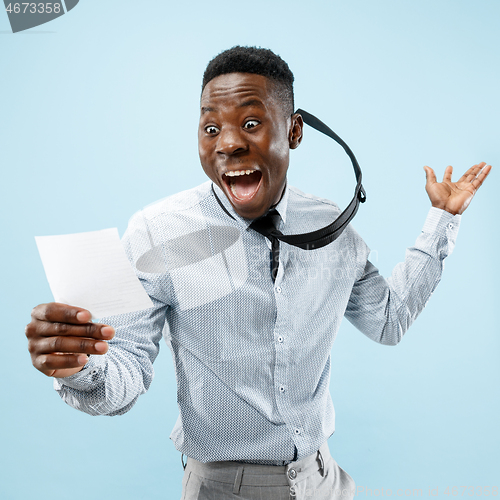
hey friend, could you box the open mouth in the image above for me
[222,169,263,201]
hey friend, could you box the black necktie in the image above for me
[249,210,282,282]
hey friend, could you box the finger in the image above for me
[465,162,487,180]
[26,320,114,340]
[471,164,492,190]
[443,165,453,183]
[458,162,486,183]
[34,353,90,373]
[423,166,437,185]
[31,303,92,324]
[29,335,109,356]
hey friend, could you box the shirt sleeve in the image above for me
[53,210,170,416]
[344,207,461,345]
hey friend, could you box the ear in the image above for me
[288,113,303,150]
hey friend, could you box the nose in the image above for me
[216,126,248,156]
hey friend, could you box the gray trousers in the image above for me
[180,442,355,500]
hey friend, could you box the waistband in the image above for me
[184,442,332,488]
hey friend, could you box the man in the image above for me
[26,47,491,500]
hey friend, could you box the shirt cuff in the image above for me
[53,354,106,392]
[422,207,461,237]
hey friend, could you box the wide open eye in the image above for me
[243,120,259,130]
[205,125,220,135]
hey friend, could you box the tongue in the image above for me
[230,174,260,200]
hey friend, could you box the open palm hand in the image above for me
[423,162,492,215]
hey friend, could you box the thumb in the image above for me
[423,166,437,185]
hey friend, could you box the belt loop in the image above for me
[181,453,187,470]
[317,450,325,477]
[233,466,244,494]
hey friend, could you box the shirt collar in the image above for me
[211,183,289,229]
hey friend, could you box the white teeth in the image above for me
[225,170,256,177]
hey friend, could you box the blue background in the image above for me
[1,1,498,498]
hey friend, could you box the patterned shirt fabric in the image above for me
[54,181,461,464]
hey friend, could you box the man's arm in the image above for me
[345,162,491,344]
[52,300,167,416]
[26,209,169,416]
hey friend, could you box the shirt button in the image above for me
[275,286,282,294]
[279,385,285,393]
[91,368,98,375]
[277,336,284,343]
[288,468,297,480]
[448,223,454,229]
[294,428,301,435]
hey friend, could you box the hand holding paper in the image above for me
[27,228,153,378]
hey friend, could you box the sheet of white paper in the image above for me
[35,228,153,319]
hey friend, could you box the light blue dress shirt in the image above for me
[54,181,460,463]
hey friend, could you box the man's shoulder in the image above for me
[287,186,340,216]
[288,185,341,211]
[285,185,343,235]
[139,181,213,221]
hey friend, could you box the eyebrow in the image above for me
[200,99,265,114]
[201,106,215,114]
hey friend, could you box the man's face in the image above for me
[199,73,302,219]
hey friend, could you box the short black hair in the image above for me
[202,46,295,115]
